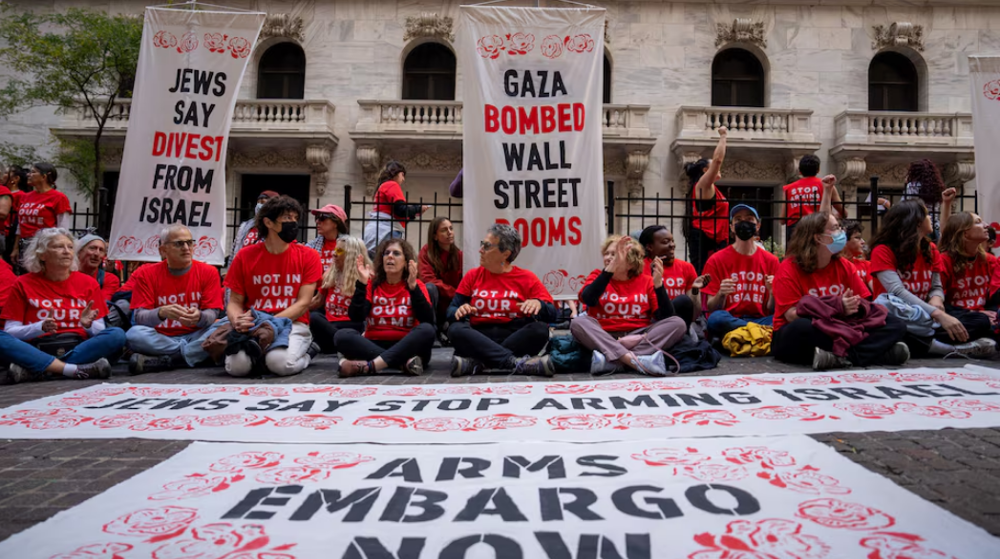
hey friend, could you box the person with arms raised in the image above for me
[684,126,730,273]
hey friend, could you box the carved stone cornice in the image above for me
[943,160,976,186]
[101,146,123,166]
[725,159,784,182]
[356,145,381,196]
[261,14,304,42]
[626,151,650,196]
[716,18,766,49]
[404,13,454,43]
[229,149,308,169]
[837,157,867,186]
[872,22,923,52]
[867,162,910,186]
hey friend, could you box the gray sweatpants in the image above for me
[570,314,686,363]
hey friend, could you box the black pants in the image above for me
[672,295,695,328]
[334,323,435,368]
[308,312,363,354]
[688,229,725,275]
[905,306,993,357]
[772,315,907,366]
[448,320,549,368]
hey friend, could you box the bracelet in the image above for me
[691,288,700,296]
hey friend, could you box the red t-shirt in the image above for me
[322,282,352,322]
[224,242,323,324]
[318,238,338,272]
[364,280,431,341]
[580,269,658,332]
[692,187,730,244]
[18,189,72,239]
[939,253,992,311]
[455,266,554,326]
[241,228,259,248]
[643,257,697,298]
[373,181,407,224]
[852,259,871,287]
[4,189,23,234]
[0,186,11,231]
[85,269,121,301]
[701,246,779,318]
[870,244,943,302]
[1,272,108,338]
[0,258,16,314]
[772,257,871,331]
[132,261,224,336]
[782,177,823,225]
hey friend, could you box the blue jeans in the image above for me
[126,325,214,367]
[707,310,774,337]
[0,328,126,374]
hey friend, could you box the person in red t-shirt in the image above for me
[335,238,435,376]
[870,198,994,358]
[685,127,730,273]
[938,211,1000,339]
[780,155,848,243]
[571,235,687,375]
[306,203,349,271]
[225,196,323,377]
[1,166,26,264]
[11,162,71,267]
[125,225,225,374]
[447,224,557,376]
[228,190,278,267]
[772,211,909,369]
[0,228,125,383]
[308,236,368,354]
[362,161,430,255]
[75,234,121,301]
[638,225,708,327]
[418,216,464,329]
[702,204,779,339]
[836,220,873,293]
[0,184,11,256]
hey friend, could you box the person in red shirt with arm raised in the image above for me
[305,204,349,271]
[572,235,687,376]
[418,216,463,329]
[0,228,125,383]
[125,225,224,374]
[335,238,436,377]
[11,162,71,267]
[308,236,368,354]
[870,198,995,358]
[685,126,730,273]
[225,196,323,377]
[638,225,708,328]
[702,204,779,339]
[447,224,556,377]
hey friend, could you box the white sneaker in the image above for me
[635,352,669,376]
[590,351,615,374]
[946,338,997,359]
[813,348,852,371]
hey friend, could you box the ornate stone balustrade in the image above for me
[834,110,973,148]
[675,106,817,144]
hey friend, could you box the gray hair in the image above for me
[160,224,191,245]
[487,223,521,263]
[23,228,78,274]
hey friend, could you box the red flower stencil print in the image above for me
[790,375,840,386]
[272,415,341,430]
[25,414,90,430]
[689,518,830,559]
[505,32,534,56]
[769,467,851,495]
[939,398,1000,412]
[614,414,676,429]
[94,413,155,429]
[477,35,504,59]
[889,372,955,382]
[984,79,1000,101]
[893,403,971,419]
[149,476,232,501]
[204,33,228,53]
[543,269,567,294]
[193,237,217,259]
[151,523,292,559]
[564,34,595,53]
[722,446,796,468]
[833,403,896,419]
[860,532,957,559]
[177,32,198,53]
[228,37,252,59]
[103,506,198,543]
[796,498,895,530]
[49,394,107,407]
[255,466,330,485]
[198,414,267,428]
[698,378,749,389]
[412,417,473,432]
[838,372,884,383]
[471,414,537,430]
[541,35,563,59]
[294,452,374,469]
[353,415,412,429]
[545,383,595,395]
[153,31,177,49]
[548,414,611,430]
[209,451,284,473]
[49,542,133,559]
[743,405,830,421]
[631,447,709,468]
[682,463,748,482]
[673,409,739,426]
[241,387,289,398]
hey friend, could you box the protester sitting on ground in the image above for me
[0,181,11,256]
[306,204,349,271]
[685,126,730,273]
[229,190,278,265]
[838,220,872,292]
[870,199,994,358]
[1,166,26,261]
[771,211,909,370]
[75,233,120,301]
[363,161,430,255]
[937,210,1000,333]
[335,238,435,377]
[125,225,225,374]
[418,216,463,328]
[0,228,125,383]
[571,235,687,376]
[309,236,368,355]
[701,203,779,339]
[780,155,848,242]
[11,163,71,269]
[447,224,555,377]
[638,224,707,327]
[224,195,323,376]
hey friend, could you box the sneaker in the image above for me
[77,358,112,379]
[634,352,669,377]
[946,338,998,359]
[514,355,554,377]
[812,348,852,371]
[402,356,423,376]
[450,356,483,378]
[306,342,321,359]
[338,359,371,378]
[6,364,32,384]
[129,354,176,375]
[883,342,910,366]
[590,351,616,374]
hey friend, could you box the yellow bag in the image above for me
[721,322,773,357]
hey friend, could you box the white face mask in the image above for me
[254,202,264,214]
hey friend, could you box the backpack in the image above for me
[668,338,722,373]
[547,334,593,374]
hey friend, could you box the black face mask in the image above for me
[277,222,299,243]
[734,220,756,241]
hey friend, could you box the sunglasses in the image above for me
[166,240,196,248]
[315,214,334,222]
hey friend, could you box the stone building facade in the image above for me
[5,0,999,248]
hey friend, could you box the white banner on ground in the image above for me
[107,7,265,265]
[1,437,996,558]
[2,366,1000,443]
[970,55,1000,223]
[458,7,606,299]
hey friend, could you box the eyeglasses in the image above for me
[480,241,497,251]
[333,247,346,256]
[383,249,403,258]
[166,240,196,248]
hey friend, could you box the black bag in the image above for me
[30,333,85,359]
[103,300,132,332]
[668,338,722,374]
[547,334,592,373]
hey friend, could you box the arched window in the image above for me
[402,43,456,101]
[257,43,306,99]
[869,52,918,112]
[711,48,765,107]
[603,54,611,104]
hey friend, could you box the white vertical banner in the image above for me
[970,55,1000,224]
[108,7,265,265]
[459,7,606,299]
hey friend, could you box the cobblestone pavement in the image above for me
[1,350,999,542]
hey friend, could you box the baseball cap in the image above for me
[730,204,760,221]
[311,204,348,224]
[258,190,279,200]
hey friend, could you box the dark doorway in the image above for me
[718,183,777,243]
[98,171,120,238]
[257,43,306,99]
[402,43,457,101]
[239,174,312,241]
[869,52,919,112]
[711,48,766,108]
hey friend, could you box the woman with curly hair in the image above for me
[362,161,430,255]
[870,199,994,358]
[902,159,947,240]
[937,210,1000,335]
[684,126,730,273]
[308,236,369,354]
